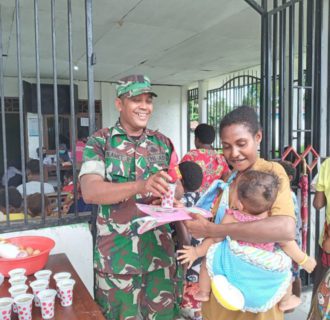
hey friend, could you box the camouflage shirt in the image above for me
[80,121,176,275]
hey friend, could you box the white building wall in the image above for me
[2,77,184,159]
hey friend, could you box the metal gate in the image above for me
[0,0,95,232]
[207,73,261,149]
[247,0,330,286]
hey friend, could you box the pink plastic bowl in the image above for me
[0,236,55,277]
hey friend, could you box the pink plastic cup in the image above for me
[0,297,13,320]
[57,278,76,307]
[8,284,28,313]
[13,293,34,320]
[37,289,57,319]
[30,279,49,307]
[161,183,176,208]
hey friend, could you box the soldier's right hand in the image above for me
[141,170,172,198]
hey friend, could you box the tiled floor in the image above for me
[285,289,312,320]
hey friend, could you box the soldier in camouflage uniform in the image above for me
[79,75,183,320]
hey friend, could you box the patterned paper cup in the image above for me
[8,268,26,278]
[34,270,52,281]
[0,297,13,320]
[37,289,57,320]
[53,272,71,298]
[8,275,27,287]
[8,284,28,313]
[57,278,76,307]
[30,279,49,307]
[161,183,176,208]
[13,293,34,320]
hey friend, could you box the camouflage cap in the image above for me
[116,74,157,98]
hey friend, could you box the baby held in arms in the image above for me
[178,170,316,312]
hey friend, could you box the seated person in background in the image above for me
[36,147,53,166]
[75,131,88,164]
[178,170,316,312]
[61,170,92,214]
[62,170,74,191]
[0,187,24,221]
[1,159,22,188]
[16,159,55,195]
[59,143,71,166]
[27,193,52,218]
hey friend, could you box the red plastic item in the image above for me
[0,236,55,277]
[167,165,182,183]
[300,145,319,173]
[281,146,301,168]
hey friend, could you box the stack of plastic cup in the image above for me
[37,289,57,319]
[8,284,28,313]
[161,183,176,208]
[57,278,76,307]
[8,275,27,287]
[13,293,34,320]
[30,279,49,307]
[0,297,13,320]
[8,268,26,278]
[34,270,52,281]
[53,272,71,298]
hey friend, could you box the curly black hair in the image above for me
[179,161,203,192]
[220,106,260,136]
[194,123,216,144]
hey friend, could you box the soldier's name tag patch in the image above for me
[106,150,132,162]
[147,153,167,165]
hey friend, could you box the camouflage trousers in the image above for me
[95,265,183,320]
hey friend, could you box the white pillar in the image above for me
[319,0,329,157]
[100,82,116,128]
[180,85,188,158]
[198,80,208,123]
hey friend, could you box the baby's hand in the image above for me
[177,245,199,269]
[302,256,317,273]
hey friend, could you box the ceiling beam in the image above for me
[244,0,265,15]
[267,0,301,16]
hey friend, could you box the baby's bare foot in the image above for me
[279,295,301,312]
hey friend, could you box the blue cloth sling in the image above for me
[196,172,292,313]
[195,171,237,224]
[211,238,291,312]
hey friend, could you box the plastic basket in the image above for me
[0,236,55,277]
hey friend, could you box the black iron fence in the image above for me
[207,73,261,149]
[0,0,95,233]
